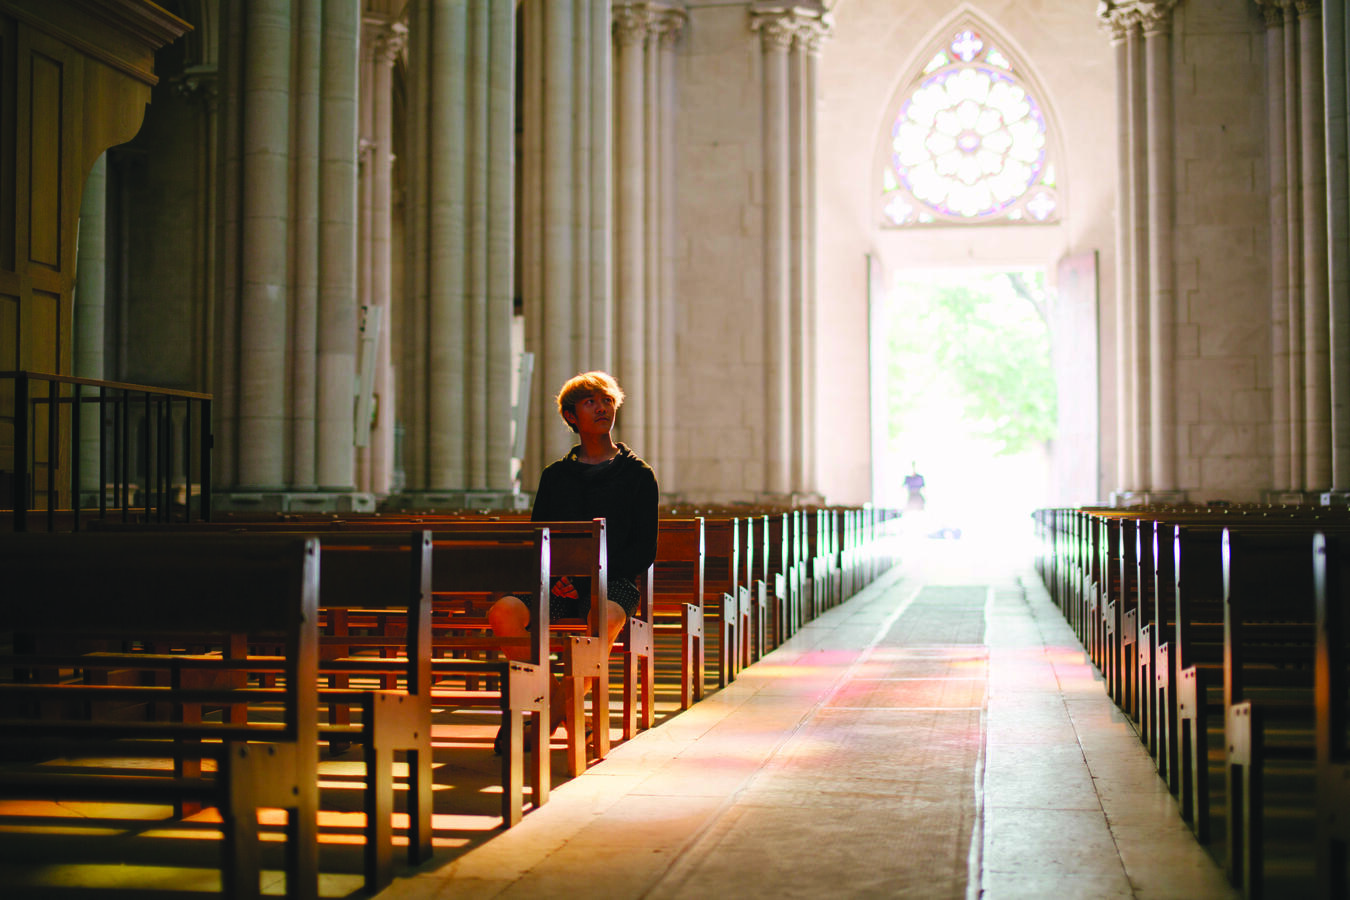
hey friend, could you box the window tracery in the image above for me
[881,25,1059,227]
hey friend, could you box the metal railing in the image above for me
[1,371,212,531]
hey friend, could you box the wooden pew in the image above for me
[745,514,772,659]
[1221,527,1319,897]
[1313,531,1350,899]
[651,518,705,708]
[0,533,322,900]
[702,516,741,688]
[272,530,435,892]
[422,529,553,820]
[250,513,638,756]
[414,519,615,776]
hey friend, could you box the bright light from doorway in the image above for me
[875,268,1055,560]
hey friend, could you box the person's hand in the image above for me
[552,576,578,599]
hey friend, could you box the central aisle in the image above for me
[382,537,1237,900]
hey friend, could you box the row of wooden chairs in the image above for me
[1033,504,1350,899]
[0,504,899,896]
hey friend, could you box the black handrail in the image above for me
[2,371,212,531]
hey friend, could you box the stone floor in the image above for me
[375,531,1238,900]
[0,529,1241,899]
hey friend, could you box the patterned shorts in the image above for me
[546,575,640,621]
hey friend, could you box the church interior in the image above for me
[1,0,1348,897]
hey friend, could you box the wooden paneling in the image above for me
[25,288,58,372]
[0,2,187,485]
[1,13,15,272]
[26,49,60,268]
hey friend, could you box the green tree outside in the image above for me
[887,271,1056,457]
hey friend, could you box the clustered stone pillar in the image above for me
[1101,1,1179,503]
[1327,0,1350,492]
[217,0,289,489]
[607,2,684,490]
[215,0,362,501]
[357,19,405,497]
[520,0,613,479]
[404,0,515,499]
[1257,0,1332,497]
[752,4,827,499]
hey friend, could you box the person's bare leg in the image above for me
[487,595,566,750]
[487,595,531,661]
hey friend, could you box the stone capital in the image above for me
[1254,0,1292,27]
[172,64,218,111]
[653,8,688,50]
[1097,0,1178,35]
[1295,0,1321,17]
[749,5,829,54]
[613,5,656,48]
[373,21,408,67]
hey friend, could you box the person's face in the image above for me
[565,392,616,437]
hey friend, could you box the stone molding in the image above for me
[1,0,192,86]
[1097,0,1178,37]
[749,6,830,53]
[1254,0,1293,27]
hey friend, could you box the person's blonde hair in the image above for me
[556,371,625,432]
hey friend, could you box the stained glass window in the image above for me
[882,27,1059,227]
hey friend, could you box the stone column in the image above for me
[316,0,360,490]
[74,154,107,493]
[485,0,515,490]
[236,0,292,489]
[404,0,516,497]
[1328,0,1350,492]
[753,12,794,496]
[1109,17,1133,492]
[1266,3,1293,491]
[541,1,575,463]
[643,17,660,471]
[428,1,468,488]
[173,60,220,396]
[1300,0,1332,490]
[657,8,684,493]
[1127,18,1150,490]
[1287,5,1307,488]
[789,27,806,494]
[1144,8,1176,491]
[801,24,824,497]
[521,1,544,475]
[785,16,826,498]
[359,19,404,496]
[290,0,321,490]
[589,0,614,373]
[520,0,612,480]
[614,6,648,455]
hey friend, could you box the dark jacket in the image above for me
[531,443,658,584]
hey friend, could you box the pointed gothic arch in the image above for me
[873,9,1065,228]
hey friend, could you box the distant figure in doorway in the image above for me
[487,371,659,753]
[904,461,926,511]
